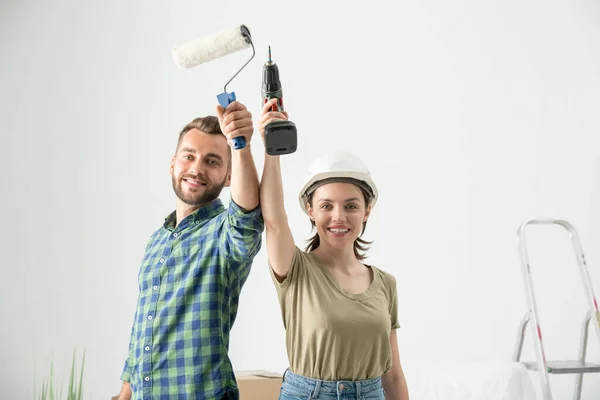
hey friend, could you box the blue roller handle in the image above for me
[216,91,246,150]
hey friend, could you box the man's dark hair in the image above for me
[177,116,222,148]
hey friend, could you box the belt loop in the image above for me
[356,381,362,399]
[311,380,322,399]
[282,368,289,383]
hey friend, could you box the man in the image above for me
[117,101,264,400]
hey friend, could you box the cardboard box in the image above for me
[236,370,283,400]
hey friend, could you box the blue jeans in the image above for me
[278,369,385,400]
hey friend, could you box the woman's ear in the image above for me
[307,202,315,221]
[364,202,373,222]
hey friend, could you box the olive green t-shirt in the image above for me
[269,246,400,381]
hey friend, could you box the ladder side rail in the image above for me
[518,220,553,400]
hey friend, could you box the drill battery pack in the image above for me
[264,120,297,155]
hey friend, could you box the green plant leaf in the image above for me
[34,347,87,400]
[68,349,75,399]
[77,349,85,400]
[49,360,54,400]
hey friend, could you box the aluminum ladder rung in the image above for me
[522,360,600,374]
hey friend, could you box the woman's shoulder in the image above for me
[370,264,398,290]
[290,245,321,268]
[292,245,311,259]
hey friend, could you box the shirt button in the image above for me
[153,285,158,291]
[144,376,150,382]
[145,346,150,351]
[159,258,165,263]
[173,232,178,237]
[147,315,153,320]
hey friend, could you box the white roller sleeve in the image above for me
[172,25,250,69]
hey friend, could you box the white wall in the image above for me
[2,0,600,398]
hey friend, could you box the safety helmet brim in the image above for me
[298,171,378,215]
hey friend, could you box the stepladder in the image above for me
[512,219,600,400]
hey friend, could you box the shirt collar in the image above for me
[163,198,225,230]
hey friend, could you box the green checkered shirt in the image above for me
[121,197,263,399]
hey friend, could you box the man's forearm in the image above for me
[230,146,259,210]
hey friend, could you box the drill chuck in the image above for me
[262,46,284,111]
[262,62,282,94]
[261,45,297,155]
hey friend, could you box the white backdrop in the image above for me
[2,0,600,399]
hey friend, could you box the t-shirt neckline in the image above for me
[308,251,381,301]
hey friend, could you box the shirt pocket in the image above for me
[280,381,312,399]
[165,244,197,284]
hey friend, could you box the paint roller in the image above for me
[172,25,256,150]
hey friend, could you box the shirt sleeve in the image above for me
[120,308,137,382]
[269,245,303,291]
[389,275,401,329]
[223,196,264,267]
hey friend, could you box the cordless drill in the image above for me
[262,46,297,155]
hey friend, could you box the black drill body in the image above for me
[262,60,284,111]
[262,46,297,155]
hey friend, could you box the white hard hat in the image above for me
[298,151,378,214]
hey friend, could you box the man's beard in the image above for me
[172,173,227,206]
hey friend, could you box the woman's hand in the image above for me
[258,98,289,144]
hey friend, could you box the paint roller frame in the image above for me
[173,25,256,150]
[220,25,255,103]
[215,25,255,150]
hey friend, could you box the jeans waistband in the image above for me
[282,369,382,396]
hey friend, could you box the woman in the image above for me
[258,98,409,400]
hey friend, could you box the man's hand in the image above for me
[117,381,131,400]
[258,98,289,145]
[216,101,254,148]
[216,99,260,210]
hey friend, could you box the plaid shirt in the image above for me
[121,197,263,399]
